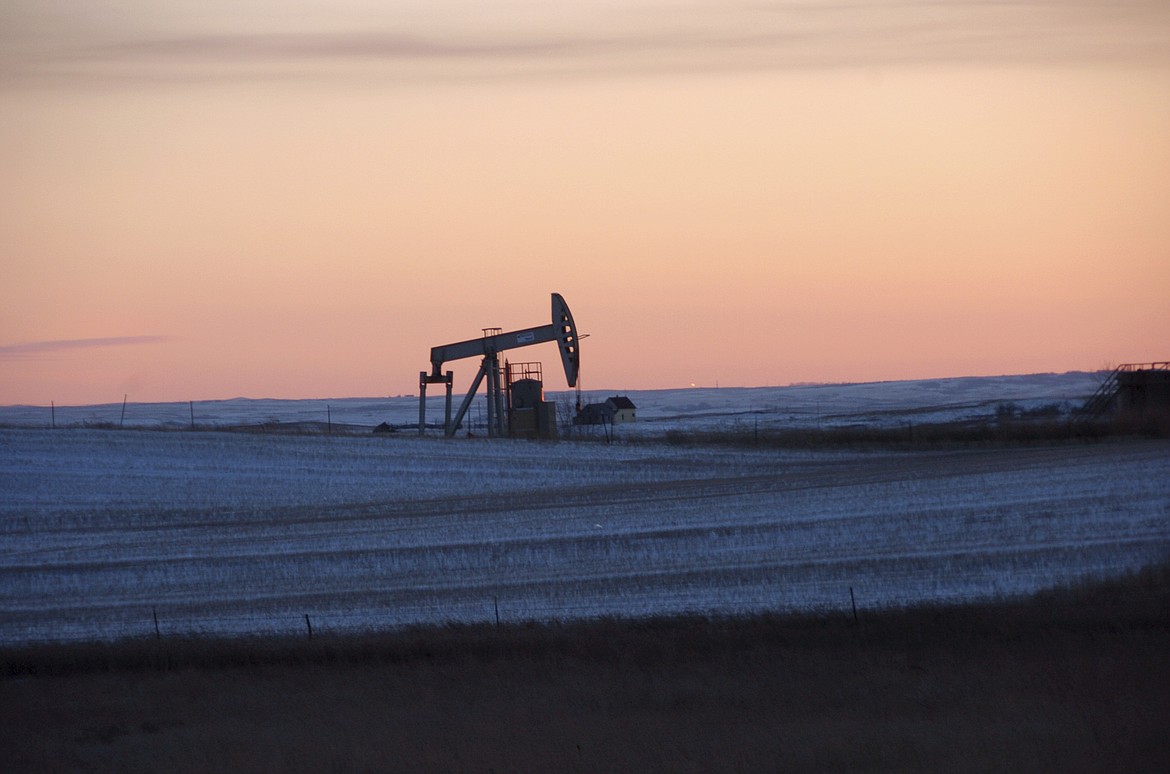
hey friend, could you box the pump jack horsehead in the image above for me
[418,293,580,437]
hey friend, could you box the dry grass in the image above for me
[3,566,1168,773]
[663,410,1170,450]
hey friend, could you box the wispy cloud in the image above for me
[78,32,596,62]
[0,336,173,360]
[7,1,1169,86]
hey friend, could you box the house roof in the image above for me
[607,396,636,410]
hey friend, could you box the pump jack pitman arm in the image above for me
[428,293,579,388]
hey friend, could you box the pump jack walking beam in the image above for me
[419,293,580,437]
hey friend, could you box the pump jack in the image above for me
[419,293,579,437]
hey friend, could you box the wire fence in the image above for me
[4,586,873,648]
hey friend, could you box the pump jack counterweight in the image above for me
[418,293,580,438]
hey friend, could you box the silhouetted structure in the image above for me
[418,293,579,438]
[1081,362,1170,418]
[1116,364,1170,415]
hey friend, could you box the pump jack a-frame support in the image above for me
[419,293,579,437]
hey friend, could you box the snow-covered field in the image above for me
[2,372,1167,645]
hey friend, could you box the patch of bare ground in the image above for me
[2,565,1168,773]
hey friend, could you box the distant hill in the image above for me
[0,371,1102,433]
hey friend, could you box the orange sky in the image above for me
[2,2,1169,405]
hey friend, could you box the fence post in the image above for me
[849,587,859,625]
[304,614,313,640]
[153,606,161,639]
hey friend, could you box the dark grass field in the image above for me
[661,410,1170,450]
[3,565,1168,773]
